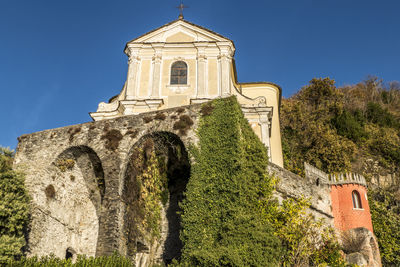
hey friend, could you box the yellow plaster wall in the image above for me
[165,32,195,42]
[240,84,283,167]
[160,58,196,108]
[208,58,218,96]
[250,122,262,141]
[138,59,151,97]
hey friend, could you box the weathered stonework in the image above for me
[269,163,334,224]
[15,104,201,263]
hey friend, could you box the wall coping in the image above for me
[304,162,367,187]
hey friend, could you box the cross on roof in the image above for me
[177,1,188,19]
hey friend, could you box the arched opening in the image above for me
[43,146,104,258]
[123,132,190,265]
[65,247,76,260]
[170,61,187,85]
[352,190,362,209]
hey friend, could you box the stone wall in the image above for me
[15,104,202,260]
[268,163,334,224]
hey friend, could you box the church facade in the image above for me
[14,17,380,266]
[90,18,283,167]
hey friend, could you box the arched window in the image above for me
[352,190,362,209]
[170,61,187,85]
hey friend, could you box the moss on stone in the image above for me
[101,129,123,151]
[55,158,75,172]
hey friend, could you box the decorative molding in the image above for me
[166,84,191,94]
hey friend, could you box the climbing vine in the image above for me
[125,138,169,249]
[177,96,283,266]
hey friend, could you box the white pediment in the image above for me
[128,19,232,44]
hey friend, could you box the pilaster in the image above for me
[151,44,164,98]
[217,44,233,96]
[195,44,208,98]
[126,47,141,100]
[241,106,273,158]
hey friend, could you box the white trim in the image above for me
[131,20,230,43]
[148,58,154,97]
[159,58,163,98]
[135,60,142,98]
[217,56,221,96]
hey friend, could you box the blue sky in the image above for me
[1,0,399,150]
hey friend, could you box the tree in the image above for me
[264,196,345,266]
[0,147,30,264]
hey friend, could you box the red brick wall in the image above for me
[330,184,373,233]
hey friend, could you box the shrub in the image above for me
[261,196,345,266]
[369,189,400,266]
[8,251,134,266]
[0,148,30,264]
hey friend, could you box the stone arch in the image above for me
[122,131,190,266]
[42,145,105,258]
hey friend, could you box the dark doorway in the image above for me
[123,132,190,264]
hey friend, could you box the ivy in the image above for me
[129,140,168,243]
[177,96,283,266]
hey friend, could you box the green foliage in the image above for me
[261,196,345,266]
[282,76,400,266]
[0,236,25,264]
[129,141,168,243]
[177,96,283,266]
[55,158,75,172]
[0,147,13,172]
[0,147,30,264]
[366,126,400,166]
[365,102,399,129]
[282,77,400,174]
[295,77,341,110]
[7,251,134,266]
[281,78,357,175]
[369,189,400,266]
[331,110,367,143]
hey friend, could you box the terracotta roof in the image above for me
[125,18,234,47]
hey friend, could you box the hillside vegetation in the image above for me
[281,77,400,265]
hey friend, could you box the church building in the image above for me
[90,17,284,167]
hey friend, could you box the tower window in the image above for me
[170,61,187,85]
[352,190,362,209]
